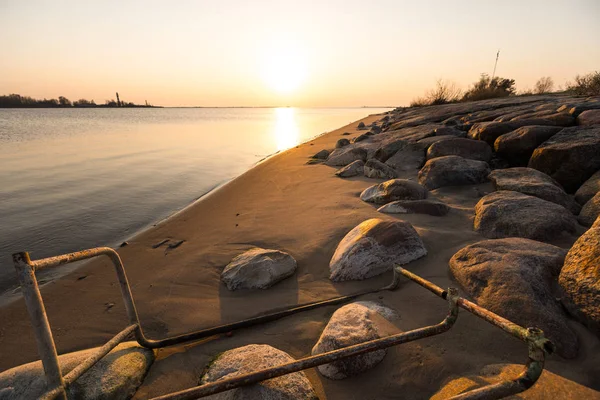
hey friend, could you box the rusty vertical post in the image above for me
[13,252,67,400]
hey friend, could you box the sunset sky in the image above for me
[1,0,599,107]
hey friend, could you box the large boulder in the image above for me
[488,167,580,214]
[433,126,466,137]
[221,248,297,290]
[360,179,428,204]
[528,126,600,193]
[494,125,563,165]
[426,138,492,162]
[373,139,407,162]
[418,156,490,190]
[449,238,576,358]
[325,146,368,166]
[364,159,398,179]
[469,116,573,146]
[577,109,600,126]
[559,221,600,337]
[575,170,600,205]
[335,159,364,178]
[200,344,317,399]
[329,218,427,281]
[579,192,600,227]
[0,342,154,400]
[383,143,426,172]
[474,191,578,240]
[312,302,397,379]
[310,149,330,160]
[377,199,450,216]
[416,135,457,149]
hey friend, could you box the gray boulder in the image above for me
[494,125,563,165]
[575,170,600,205]
[364,159,398,179]
[579,192,600,227]
[418,156,490,190]
[469,116,572,146]
[312,302,397,379]
[488,167,581,214]
[559,221,600,337]
[474,191,578,240]
[433,126,467,137]
[0,342,154,400]
[450,238,576,358]
[335,160,365,178]
[360,179,428,204]
[311,149,330,160]
[426,138,492,162]
[335,138,350,148]
[329,218,427,281]
[325,146,368,166]
[384,143,426,172]
[221,248,297,290]
[373,139,407,162]
[377,199,450,216]
[577,109,600,126]
[353,132,374,143]
[357,121,366,129]
[528,126,600,193]
[200,344,317,400]
[416,135,456,149]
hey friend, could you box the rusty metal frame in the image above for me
[12,248,554,400]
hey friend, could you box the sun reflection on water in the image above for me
[274,107,299,151]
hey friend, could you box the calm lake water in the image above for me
[0,107,390,294]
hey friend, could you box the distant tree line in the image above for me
[0,93,158,108]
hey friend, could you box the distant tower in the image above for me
[116,92,121,107]
[145,100,148,107]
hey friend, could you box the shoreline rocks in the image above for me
[360,179,428,204]
[221,248,297,290]
[418,156,490,190]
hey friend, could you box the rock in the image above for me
[416,135,457,148]
[335,160,365,178]
[474,191,577,240]
[342,132,351,136]
[360,179,428,204]
[577,109,600,126]
[311,149,330,160]
[357,121,366,129]
[564,102,600,117]
[0,342,153,400]
[528,126,600,193]
[488,167,581,214]
[494,125,563,165]
[305,159,324,165]
[384,143,426,172]
[311,302,396,379]
[325,146,368,166]
[469,116,572,146]
[370,125,382,134]
[377,199,450,216]
[579,192,600,227]
[559,223,600,337]
[221,248,297,290]
[329,218,427,281]
[386,124,440,142]
[432,364,600,399]
[364,159,398,179]
[373,139,407,162]
[433,126,467,137]
[418,156,490,190]
[426,138,492,162]
[449,238,576,358]
[575,170,600,205]
[353,132,374,143]
[200,344,317,400]
[335,138,350,148]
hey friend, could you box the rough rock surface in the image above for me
[474,191,577,240]
[559,222,600,337]
[335,159,364,178]
[335,138,350,148]
[311,149,330,160]
[579,192,600,227]
[329,218,426,281]
[221,248,297,290]
[200,344,317,400]
[373,139,407,162]
[426,138,492,162]
[383,143,426,172]
[577,109,600,126]
[360,179,428,204]
[488,167,581,214]
[416,135,456,148]
[0,342,154,400]
[353,132,374,143]
[575,170,600,205]
[377,199,450,216]
[450,238,576,358]
[364,159,398,179]
[312,302,397,379]
[418,155,490,190]
[528,126,600,193]
[494,125,563,165]
[325,146,368,166]
[468,119,567,146]
[433,126,466,137]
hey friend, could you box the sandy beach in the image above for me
[1,107,599,399]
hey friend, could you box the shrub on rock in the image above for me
[221,248,297,290]
[418,155,490,190]
[360,179,428,204]
[426,138,492,162]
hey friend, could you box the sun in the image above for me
[261,45,308,94]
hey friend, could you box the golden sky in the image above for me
[1,0,599,107]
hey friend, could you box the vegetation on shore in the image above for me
[0,93,159,108]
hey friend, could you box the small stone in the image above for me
[335,138,350,148]
[357,121,366,129]
[311,149,330,159]
[221,248,297,290]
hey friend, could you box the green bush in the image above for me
[462,74,516,102]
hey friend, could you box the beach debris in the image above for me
[579,192,600,227]
[559,216,600,337]
[200,344,318,400]
[364,159,398,179]
[0,341,154,400]
[312,302,397,379]
[426,137,493,162]
[151,239,170,249]
[474,191,577,240]
[335,159,364,178]
[221,248,297,290]
[450,238,577,358]
[575,170,600,206]
[489,167,581,214]
[360,179,428,204]
[357,121,366,129]
[418,155,490,190]
[104,302,115,311]
[494,125,563,165]
[335,138,350,148]
[325,146,368,166]
[377,199,450,216]
[311,149,330,159]
[329,218,426,281]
